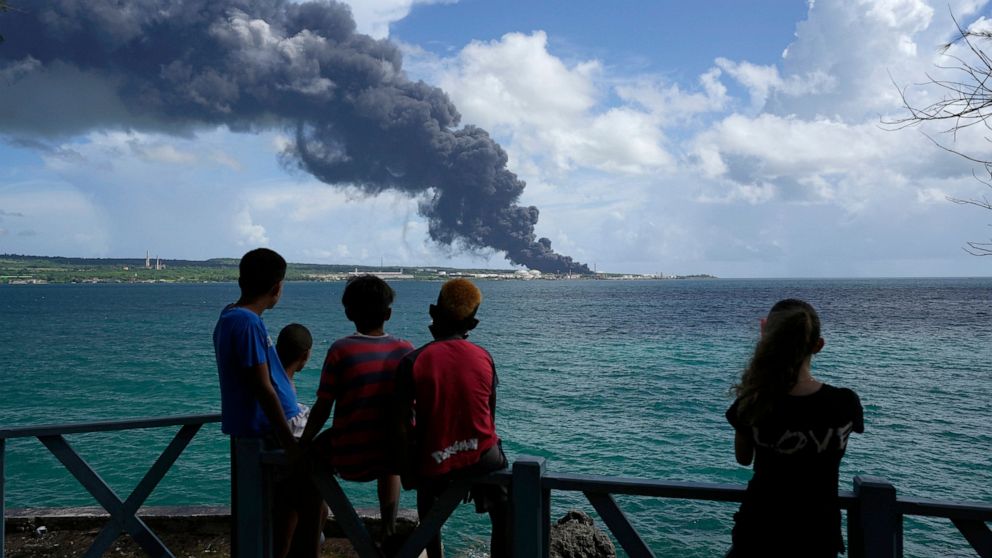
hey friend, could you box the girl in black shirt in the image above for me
[726,299,864,557]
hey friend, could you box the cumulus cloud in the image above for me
[714,58,835,110]
[234,206,269,246]
[613,68,729,123]
[340,0,455,39]
[432,31,681,175]
[684,0,992,216]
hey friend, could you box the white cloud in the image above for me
[917,187,949,203]
[695,181,778,205]
[139,143,197,165]
[866,0,934,30]
[429,31,682,175]
[234,206,269,246]
[613,68,729,123]
[692,114,897,178]
[33,130,262,174]
[339,0,456,39]
[245,182,417,223]
[677,0,992,226]
[714,58,835,110]
[749,0,943,121]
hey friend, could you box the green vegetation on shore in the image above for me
[0,254,715,284]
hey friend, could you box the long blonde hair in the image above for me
[733,299,821,425]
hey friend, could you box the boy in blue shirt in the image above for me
[214,247,300,449]
[214,248,317,557]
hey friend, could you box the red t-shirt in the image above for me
[317,334,413,480]
[396,339,499,477]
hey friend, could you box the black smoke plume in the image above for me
[0,0,590,273]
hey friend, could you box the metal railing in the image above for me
[0,414,222,558]
[4,418,992,557]
[505,456,992,558]
[234,446,992,558]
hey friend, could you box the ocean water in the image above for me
[1,278,990,556]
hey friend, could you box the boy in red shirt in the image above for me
[395,278,509,558]
[300,275,413,544]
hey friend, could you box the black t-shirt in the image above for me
[726,383,864,555]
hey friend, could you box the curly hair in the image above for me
[733,299,821,425]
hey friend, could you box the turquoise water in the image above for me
[1,279,990,556]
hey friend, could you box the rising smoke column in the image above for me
[0,0,590,273]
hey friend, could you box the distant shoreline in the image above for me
[0,253,715,285]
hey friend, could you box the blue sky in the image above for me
[2,0,992,277]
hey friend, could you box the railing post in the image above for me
[233,437,270,558]
[513,455,547,558]
[1,437,6,558]
[542,483,551,558]
[851,475,901,558]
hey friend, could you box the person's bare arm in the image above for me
[734,430,754,466]
[300,397,332,446]
[245,362,301,461]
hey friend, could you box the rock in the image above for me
[549,510,616,558]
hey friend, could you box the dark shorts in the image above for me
[419,442,509,513]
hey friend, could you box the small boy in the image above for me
[213,248,319,558]
[276,323,314,438]
[394,278,510,558]
[300,274,414,542]
[276,323,331,552]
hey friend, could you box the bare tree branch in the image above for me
[885,11,992,257]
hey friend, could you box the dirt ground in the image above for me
[2,507,403,558]
[4,527,363,558]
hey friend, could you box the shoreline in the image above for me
[0,254,715,284]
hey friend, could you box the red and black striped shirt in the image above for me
[317,333,414,481]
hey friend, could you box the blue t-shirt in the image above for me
[214,305,300,436]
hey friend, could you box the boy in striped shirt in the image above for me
[300,274,413,543]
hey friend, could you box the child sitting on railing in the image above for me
[394,278,510,558]
[300,274,414,548]
[276,323,314,438]
[726,299,864,558]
